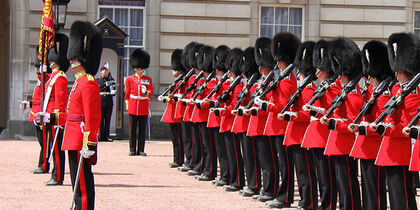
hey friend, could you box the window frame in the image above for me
[413,10,420,36]
[258,4,305,40]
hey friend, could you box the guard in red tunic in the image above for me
[257,33,300,209]
[370,33,419,210]
[36,33,69,186]
[22,47,50,174]
[276,41,318,210]
[244,37,278,202]
[232,47,261,197]
[348,40,392,210]
[320,37,363,210]
[301,39,339,210]
[63,20,102,210]
[161,49,185,168]
[406,122,420,172]
[125,48,153,156]
[213,48,245,191]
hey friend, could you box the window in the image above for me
[414,11,420,36]
[260,6,303,39]
[98,0,145,77]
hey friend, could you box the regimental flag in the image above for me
[38,0,55,64]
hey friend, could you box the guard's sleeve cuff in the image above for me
[410,127,419,139]
[328,118,337,130]
[358,125,367,136]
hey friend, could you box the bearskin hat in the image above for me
[271,32,301,65]
[361,40,393,81]
[313,39,334,75]
[255,37,276,68]
[197,45,215,72]
[67,21,102,75]
[130,48,150,70]
[171,49,185,72]
[387,32,420,74]
[240,47,259,78]
[225,48,243,76]
[188,43,203,69]
[182,42,198,70]
[33,46,42,68]
[213,45,230,72]
[328,37,362,80]
[48,33,70,72]
[294,41,316,77]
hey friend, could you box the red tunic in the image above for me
[283,84,315,146]
[28,74,50,122]
[301,80,341,149]
[44,69,68,126]
[182,75,197,122]
[410,137,420,171]
[125,74,153,116]
[324,85,364,155]
[161,80,183,123]
[62,71,101,151]
[219,80,243,133]
[376,85,420,166]
[231,82,255,133]
[247,77,269,137]
[207,79,229,128]
[191,78,216,123]
[264,73,297,136]
[350,85,391,159]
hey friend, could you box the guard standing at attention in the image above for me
[96,62,116,142]
[125,48,153,156]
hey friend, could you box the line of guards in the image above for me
[159,32,420,210]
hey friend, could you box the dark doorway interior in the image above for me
[0,0,9,131]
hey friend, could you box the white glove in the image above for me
[80,148,95,159]
[110,90,116,95]
[34,112,50,123]
[254,96,263,107]
[20,101,30,109]
[41,65,48,73]
[158,95,164,102]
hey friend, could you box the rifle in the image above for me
[159,71,186,98]
[305,74,339,116]
[195,71,230,109]
[179,70,204,103]
[213,75,243,116]
[232,72,260,111]
[170,68,195,101]
[323,73,363,118]
[374,73,420,125]
[351,76,394,125]
[360,79,370,98]
[280,74,315,116]
[191,70,216,100]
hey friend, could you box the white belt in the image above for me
[130,94,149,100]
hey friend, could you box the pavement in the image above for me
[0,139,419,210]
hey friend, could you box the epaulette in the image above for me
[87,74,95,81]
[59,71,67,78]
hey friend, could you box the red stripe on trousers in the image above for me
[177,124,182,164]
[252,137,259,189]
[42,127,48,170]
[208,128,214,175]
[305,150,314,209]
[345,156,354,210]
[78,153,88,210]
[233,134,240,186]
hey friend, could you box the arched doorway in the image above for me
[0,0,10,132]
[100,48,118,135]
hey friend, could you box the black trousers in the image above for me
[35,125,49,171]
[289,145,318,209]
[312,148,337,210]
[333,155,361,210]
[191,123,203,172]
[128,115,147,154]
[360,159,386,210]
[68,150,95,210]
[169,123,184,165]
[240,133,261,191]
[385,166,418,210]
[181,121,193,167]
[199,122,217,178]
[99,106,113,141]
[273,135,294,204]
[47,124,65,182]
[254,135,279,197]
[224,131,244,187]
[212,128,229,182]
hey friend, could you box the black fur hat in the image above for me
[213,45,230,72]
[241,47,259,78]
[48,33,70,72]
[67,21,102,75]
[197,45,215,72]
[255,37,276,68]
[313,39,334,75]
[33,46,42,68]
[188,43,203,69]
[361,40,393,81]
[387,32,420,74]
[328,37,362,80]
[294,41,316,77]
[171,49,185,72]
[225,48,243,76]
[130,48,150,69]
[182,42,198,70]
[272,32,301,64]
